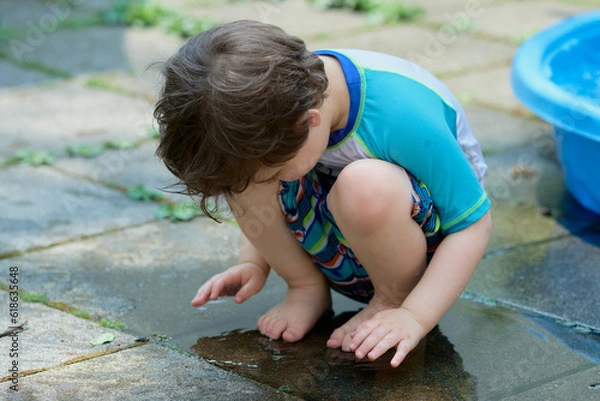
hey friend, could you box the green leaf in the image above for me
[20,292,48,303]
[171,203,201,221]
[14,149,56,166]
[102,0,219,37]
[105,139,136,150]
[154,202,203,222]
[127,184,164,202]
[278,385,293,393]
[155,203,173,220]
[368,2,423,24]
[100,318,126,330]
[66,143,107,158]
[90,332,115,346]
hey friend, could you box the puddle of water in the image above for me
[190,311,476,401]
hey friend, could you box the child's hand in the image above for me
[348,308,426,368]
[191,262,269,307]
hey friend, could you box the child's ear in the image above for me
[307,109,322,128]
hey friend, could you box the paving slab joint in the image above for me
[415,19,522,48]
[484,232,573,257]
[463,290,600,334]
[491,363,597,401]
[81,73,153,100]
[0,337,149,383]
[0,48,72,79]
[0,220,156,260]
[436,57,514,80]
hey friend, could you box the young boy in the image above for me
[154,20,492,368]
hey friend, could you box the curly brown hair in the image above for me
[154,20,328,220]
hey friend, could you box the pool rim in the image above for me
[511,9,600,143]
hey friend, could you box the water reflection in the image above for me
[192,311,476,401]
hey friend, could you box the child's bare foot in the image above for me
[258,284,331,342]
[326,297,390,351]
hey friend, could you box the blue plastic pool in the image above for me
[512,9,600,215]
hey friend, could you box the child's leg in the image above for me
[230,180,331,343]
[325,159,430,350]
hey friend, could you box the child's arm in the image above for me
[349,211,492,367]
[191,233,270,307]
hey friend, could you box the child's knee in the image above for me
[328,159,413,231]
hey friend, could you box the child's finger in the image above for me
[390,340,413,368]
[354,326,389,360]
[191,282,212,306]
[193,274,224,304]
[366,332,399,362]
[233,286,251,304]
[209,276,228,300]
[348,321,377,352]
[233,278,260,304]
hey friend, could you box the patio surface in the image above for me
[1,1,599,400]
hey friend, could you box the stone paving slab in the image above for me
[0,292,138,374]
[452,0,594,41]
[500,365,600,401]
[0,62,52,88]
[483,144,563,207]
[0,218,259,346]
[439,300,597,400]
[0,0,112,28]
[3,343,299,401]
[402,0,500,21]
[187,0,370,40]
[473,146,600,331]
[483,146,572,249]
[119,27,185,73]
[0,81,152,158]
[0,165,157,254]
[72,68,164,103]
[4,27,129,73]
[54,142,190,203]
[4,26,182,76]
[0,0,55,28]
[469,230,600,331]
[443,67,531,115]
[1,215,368,350]
[308,23,515,76]
[464,105,552,153]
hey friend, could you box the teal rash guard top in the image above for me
[314,49,491,235]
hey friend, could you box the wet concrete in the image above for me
[3,144,599,400]
[2,0,600,399]
[188,299,599,401]
[6,212,597,400]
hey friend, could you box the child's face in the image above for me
[261,109,329,182]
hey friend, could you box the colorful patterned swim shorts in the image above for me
[277,167,444,304]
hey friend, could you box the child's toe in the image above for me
[267,319,287,340]
[281,325,304,342]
